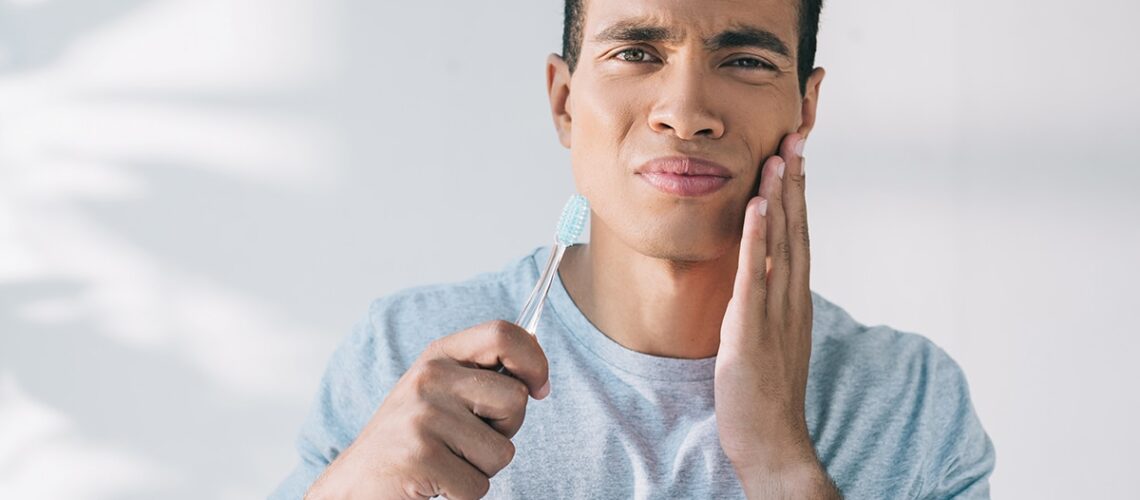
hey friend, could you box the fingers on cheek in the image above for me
[745,197,767,237]
[759,156,781,195]
[763,161,780,199]
[774,164,788,203]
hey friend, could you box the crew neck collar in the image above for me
[532,245,718,383]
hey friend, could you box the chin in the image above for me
[585,182,747,264]
[627,219,740,264]
[640,238,729,263]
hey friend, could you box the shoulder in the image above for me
[807,292,995,497]
[808,291,968,393]
[808,293,981,430]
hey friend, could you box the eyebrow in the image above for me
[705,26,791,58]
[591,20,792,59]
[592,20,684,45]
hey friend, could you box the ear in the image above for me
[546,53,573,149]
[795,67,826,140]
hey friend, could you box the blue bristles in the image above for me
[555,194,589,246]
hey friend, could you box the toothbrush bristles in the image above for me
[555,194,589,246]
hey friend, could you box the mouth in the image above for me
[634,156,733,197]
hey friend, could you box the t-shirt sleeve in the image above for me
[270,300,392,499]
[920,347,997,499]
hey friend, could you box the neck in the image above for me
[559,219,738,359]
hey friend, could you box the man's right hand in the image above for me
[305,320,551,500]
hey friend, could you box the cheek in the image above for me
[567,79,644,197]
[570,79,642,151]
[732,97,801,169]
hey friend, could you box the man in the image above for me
[274,0,995,498]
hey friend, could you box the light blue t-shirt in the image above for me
[272,246,995,499]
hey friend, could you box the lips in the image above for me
[635,156,733,197]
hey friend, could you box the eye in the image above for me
[725,57,776,71]
[614,47,659,63]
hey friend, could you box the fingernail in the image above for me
[756,198,768,216]
[794,139,806,157]
[777,161,786,179]
[536,380,551,399]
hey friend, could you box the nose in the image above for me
[647,65,725,140]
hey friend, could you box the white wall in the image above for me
[1,0,1136,498]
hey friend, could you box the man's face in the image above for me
[549,0,822,262]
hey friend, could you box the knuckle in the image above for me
[753,270,769,290]
[751,221,767,240]
[512,380,530,404]
[487,319,517,336]
[487,320,519,349]
[493,439,517,473]
[498,405,529,439]
[794,219,811,247]
[450,477,490,500]
[425,337,448,359]
[409,360,445,397]
[474,476,492,499]
[790,171,805,188]
[776,240,791,261]
[399,476,438,500]
[405,364,431,397]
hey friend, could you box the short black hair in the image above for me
[561,0,823,95]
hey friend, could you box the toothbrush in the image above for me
[497,194,589,374]
[516,193,589,334]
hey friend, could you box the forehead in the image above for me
[581,0,799,44]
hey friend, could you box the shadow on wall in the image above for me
[0,281,303,498]
[0,0,152,74]
[0,0,562,498]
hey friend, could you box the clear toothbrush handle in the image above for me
[515,244,567,334]
[496,244,566,376]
